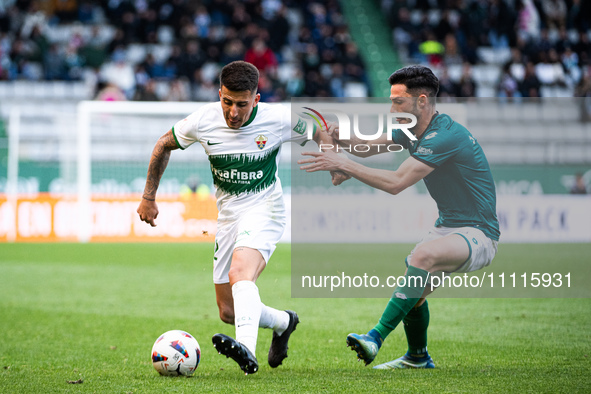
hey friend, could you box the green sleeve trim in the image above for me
[299,123,317,146]
[171,126,185,150]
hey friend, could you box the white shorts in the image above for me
[406,226,498,274]
[212,203,286,284]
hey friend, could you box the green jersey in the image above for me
[392,113,500,241]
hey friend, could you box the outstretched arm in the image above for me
[137,129,179,226]
[325,126,402,158]
[312,122,351,185]
[298,152,434,195]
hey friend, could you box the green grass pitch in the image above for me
[1,243,590,393]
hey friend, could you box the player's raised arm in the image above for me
[137,129,179,227]
[299,153,433,195]
[325,125,399,158]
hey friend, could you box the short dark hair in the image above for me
[220,61,259,93]
[388,65,439,98]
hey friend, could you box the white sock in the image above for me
[259,304,290,335]
[232,280,261,355]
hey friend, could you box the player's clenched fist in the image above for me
[137,198,159,227]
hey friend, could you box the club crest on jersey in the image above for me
[255,134,268,150]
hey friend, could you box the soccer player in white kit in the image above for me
[137,61,340,374]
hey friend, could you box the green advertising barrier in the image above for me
[1,161,589,195]
[492,164,591,195]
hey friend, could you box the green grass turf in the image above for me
[0,243,590,393]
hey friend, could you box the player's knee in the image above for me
[228,265,246,284]
[410,246,436,271]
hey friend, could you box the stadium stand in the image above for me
[380,0,591,99]
[1,1,590,100]
[0,0,370,100]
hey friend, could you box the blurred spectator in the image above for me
[576,66,591,121]
[506,48,526,82]
[574,32,590,65]
[178,40,206,82]
[534,29,553,56]
[498,64,521,99]
[487,0,515,49]
[141,53,165,79]
[193,70,218,102]
[542,0,567,30]
[520,61,542,97]
[10,0,591,102]
[443,34,462,65]
[343,42,366,83]
[95,81,127,101]
[107,29,127,53]
[419,31,445,66]
[329,63,346,98]
[244,38,278,74]
[392,7,414,60]
[99,51,135,98]
[460,0,487,45]
[517,0,541,41]
[194,5,211,38]
[463,37,480,65]
[457,63,477,97]
[570,173,588,194]
[134,64,150,88]
[63,43,83,80]
[166,78,191,102]
[554,27,571,54]
[44,43,65,80]
[29,25,48,63]
[304,70,329,97]
[561,47,581,87]
[79,27,108,70]
[20,2,48,39]
[302,43,321,73]
[133,78,159,101]
[535,49,566,87]
[267,5,289,53]
[231,3,251,32]
[286,68,305,97]
[258,72,280,102]
[437,68,459,100]
[221,39,245,65]
[576,66,591,97]
[568,0,591,31]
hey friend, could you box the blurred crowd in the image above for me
[384,0,591,98]
[0,0,370,101]
[2,0,591,101]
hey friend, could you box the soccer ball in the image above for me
[151,330,201,376]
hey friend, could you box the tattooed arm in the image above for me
[137,129,179,227]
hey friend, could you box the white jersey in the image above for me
[172,102,310,219]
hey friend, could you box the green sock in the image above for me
[373,265,430,340]
[403,299,429,357]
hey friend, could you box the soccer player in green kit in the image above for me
[298,65,500,369]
